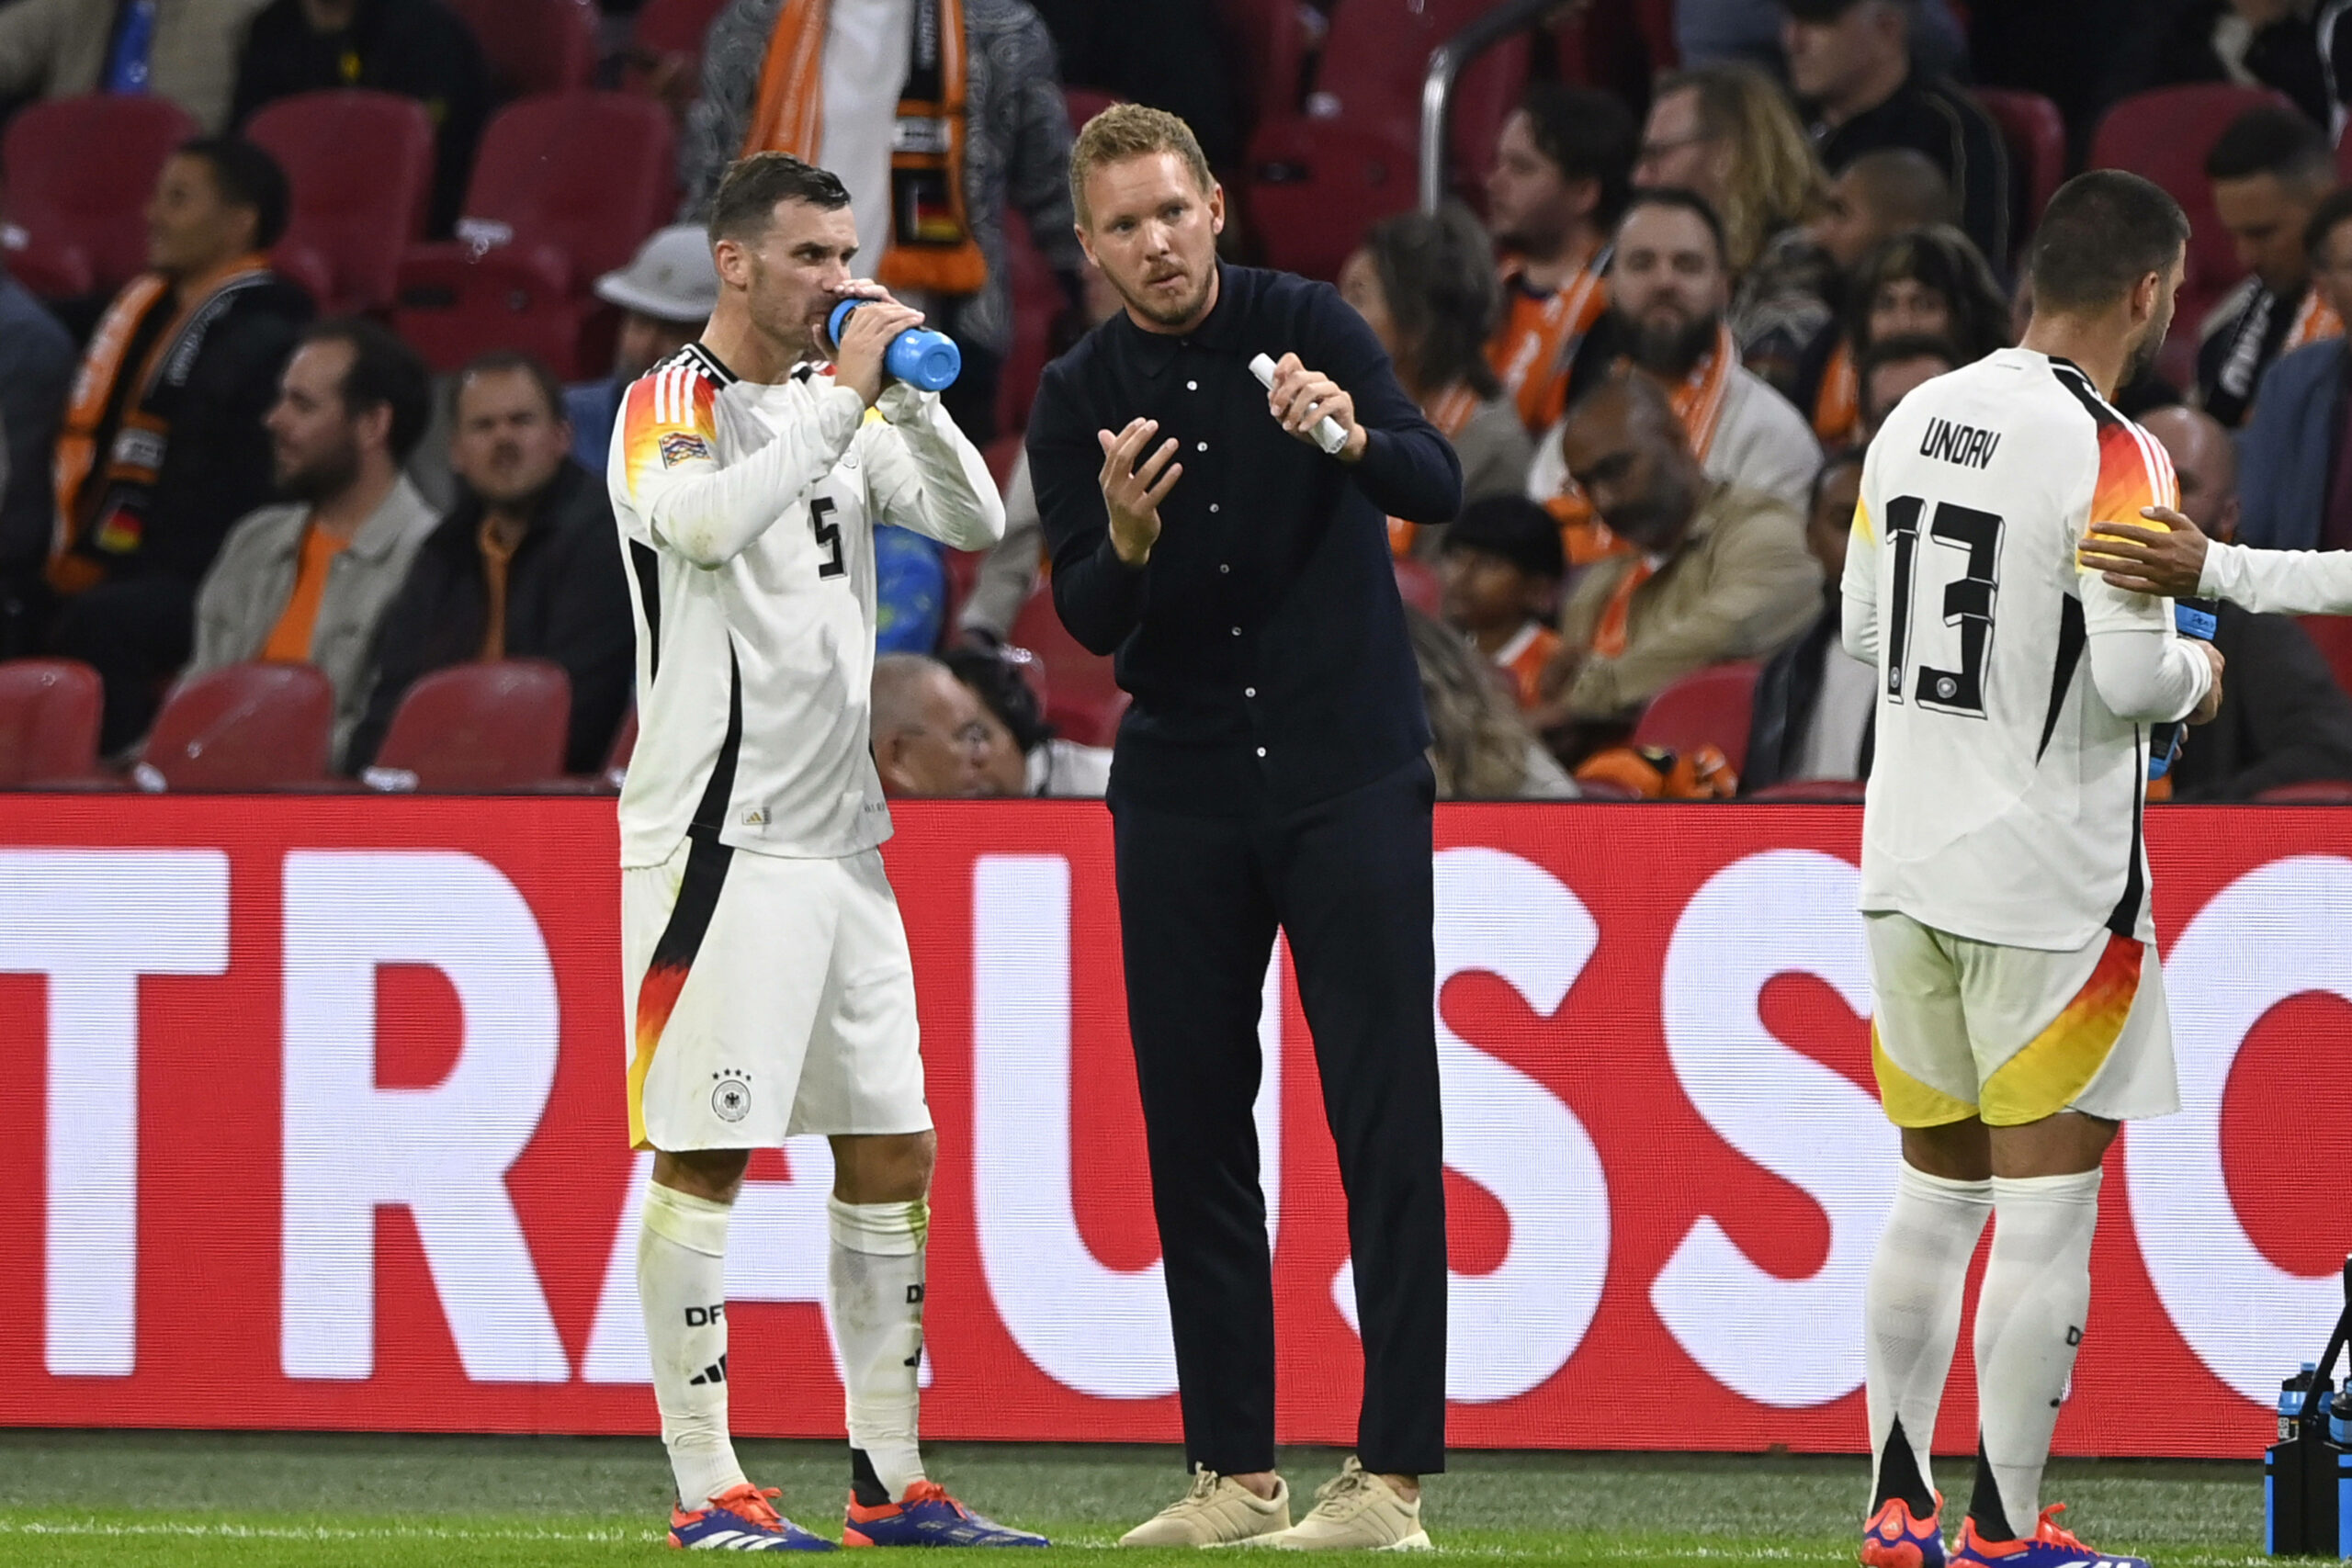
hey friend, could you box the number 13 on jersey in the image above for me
[1883,492,2005,718]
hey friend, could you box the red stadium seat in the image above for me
[628,0,730,96]
[136,662,334,791]
[2,95,198,299]
[246,91,435,314]
[1009,585,1122,744]
[1631,662,1761,775]
[1745,777,1867,803]
[1243,0,1529,277]
[0,659,103,786]
[393,92,676,376]
[448,0,599,98]
[1394,557,1442,616]
[2090,85,2290,382]
[1063,86,1119,134]
[1216,0,1310,132]
[2254,779,2352,803]
[996,209,1065,435]
[367,660,572,792]
[1048,686,1131,747]
[1973,87,2064,250]
[2301,614,2352,698]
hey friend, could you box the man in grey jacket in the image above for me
[0,0,270,133]
[183,317,435,761]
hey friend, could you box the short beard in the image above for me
[1621,309,1720,378]
[276,443,361,506]
[1119,265,1212,329]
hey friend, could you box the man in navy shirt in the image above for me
[1027,105,1460,1552]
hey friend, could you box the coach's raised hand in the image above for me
[1266,352,1367,462]
[1097,417,1182,566]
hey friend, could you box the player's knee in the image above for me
[652,1146,752,1203]
[830,1129,934,1203]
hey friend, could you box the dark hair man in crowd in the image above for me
[1028,103,1458,1551]
[1855,332,1958,445]
[1781,0,2013,266]
[48,136,313,752]
[2235,187,2352,550]
[1743,446,1870,792]
[1484,84,1638,436]
[2140,401,2352,800]
[232,0,493,236]
[346,352,634,775]
[1438,495,1566,713]
[2199,105,2340,428]
[185,317,437,761]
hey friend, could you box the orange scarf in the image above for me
[51,254,275,591]
[1544,321,1741,567]
[2286,288,2344,355]
[741,0,985,295]
[1590,557,1657,660]
[1388,385,1481,557]
[1813,338,1859,446]
[1489,251,1608,434]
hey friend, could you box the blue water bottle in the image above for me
[827,299,960,391]
[2149,597,2219,781]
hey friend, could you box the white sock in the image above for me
[1970,1168,2102,1540]
[829,1195,929,1502]
[639,1181,747,1507]
[1866,1162,1994,1516]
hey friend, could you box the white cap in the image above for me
[594,224,719,323]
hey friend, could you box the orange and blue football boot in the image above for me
[842,1481,1048,1548]
[1862,1495,1946,1567]
[670,1483,837,1551]
[1952,1504,2150,1568]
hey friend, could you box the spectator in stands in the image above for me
[2237,186,2352,548]
[1485,84,1637,437]
[2199,104,2341,427]
[0,0,269,133]
[1028,0,1238,170]
[231,0,492,238]
[1437,496,1565,714]
[942,642,1113,797]
[183,317,435,760]
[346,352,633,775]
[956,259,1125,648]
[1742,446,1871,792]
[1529,190,1822,559]
[871,651,996,797]
[1537,374,1820,757]
[1634,64,1834,395]
[1405,606,1577,800]
[1782,0,2015,267]
[564,225,720,473]
[2142,401,2352,798]
[47,136,313,753]
[1855,332,1959,444]
[683,0,1088,444]
[1635,63,1826,282]
[0,233,77,660]
[1807,222,2008,444]
[1340,206,1535,551]
[1808,148,1953,276]
[2135,0,2336,136]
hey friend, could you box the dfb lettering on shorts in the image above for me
[686,1303,726,1326]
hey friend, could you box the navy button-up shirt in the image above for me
[1027,264,1463,813]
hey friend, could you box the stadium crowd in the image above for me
[6,0,2352,803]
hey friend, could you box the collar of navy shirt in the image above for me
[1109,262,1250,378]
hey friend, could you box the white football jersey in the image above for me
[1845,347,2182,950]
[609,343,1003,868]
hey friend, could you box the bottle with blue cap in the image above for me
[828,299,960,392]
[2267,1257,2352,1555]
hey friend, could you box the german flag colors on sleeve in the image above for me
[618,359,722,507]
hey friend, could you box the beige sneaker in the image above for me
[1119,1469,1292,1547]
[1265,1458,1430,1551]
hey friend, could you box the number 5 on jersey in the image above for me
[810,495,845,580]
[1883,493,2004,718]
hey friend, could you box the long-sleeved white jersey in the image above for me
[2198,536,2352,615]
[609,342,1004,867]
[1842,348,2211,951]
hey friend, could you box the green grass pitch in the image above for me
[0,1430,2295,1565]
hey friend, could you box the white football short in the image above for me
[621,837,933,1151]
[1863,909,2180,1128]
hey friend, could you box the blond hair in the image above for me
[1657,63,1826,273]
[1069,103,1214,229]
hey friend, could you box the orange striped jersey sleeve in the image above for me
[616,359,722,506]
[2084,415,2178,541]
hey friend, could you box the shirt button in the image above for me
[1245,687,1256,697]
[1196,441,1208,452]
[1231,626,1241,636]
[1219,563,1229,573]
[1186,380,1198,390]
[1209,502,1221,513]
[1256,747,1267,758]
